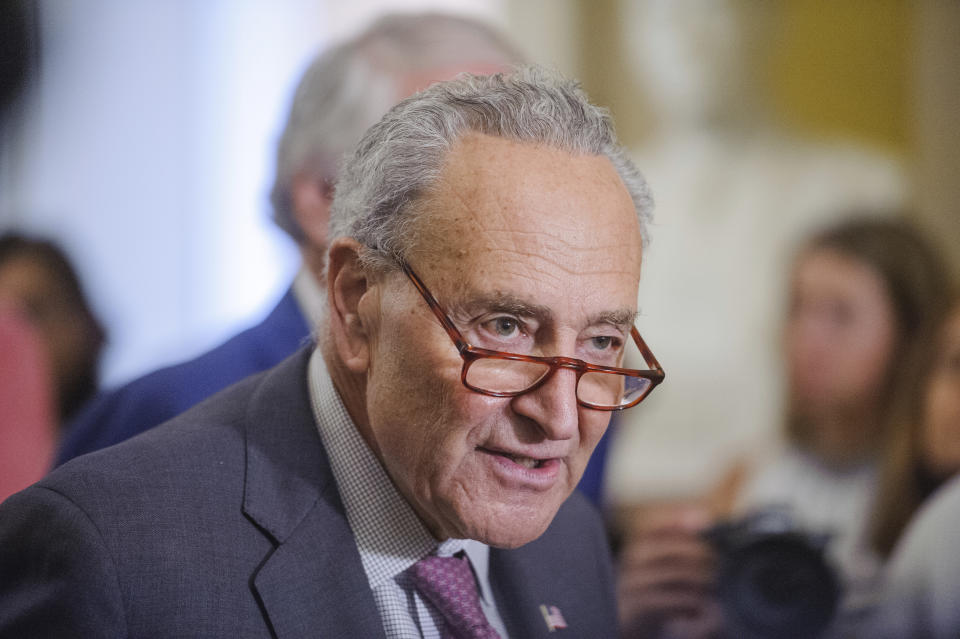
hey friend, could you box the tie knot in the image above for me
[410,554,501,639]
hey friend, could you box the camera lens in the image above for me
[716,532,840,639]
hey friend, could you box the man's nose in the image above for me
[510,366,580,441]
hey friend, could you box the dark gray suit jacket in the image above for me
[0,348,617,638]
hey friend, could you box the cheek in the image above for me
[853,335,894,386]
[787,327,890,398]
[366,312,459,434]
[51,321,90,365]
[367,355,491,486]
[369,369,448,454]
[834,319,897,395]
[848,288,898,385]
[579,409,611,453]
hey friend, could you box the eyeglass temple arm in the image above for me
[631,326,664,376]
[398,259,470,350]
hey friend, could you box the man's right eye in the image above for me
[490,316,520,338]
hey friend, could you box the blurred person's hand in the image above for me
[617,503,725,639]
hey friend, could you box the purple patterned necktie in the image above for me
[409,554,502,639]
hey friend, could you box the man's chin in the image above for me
[455,504,559,549]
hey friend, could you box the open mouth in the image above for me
[482,448,547,469]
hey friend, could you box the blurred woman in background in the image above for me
[738,216,953,573]
[0,304,55,502]
[733,216,954,635]
[0,232,105,500]
[0,233,106,425]
[617,216,953,639]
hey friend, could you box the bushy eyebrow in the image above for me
[450,292,637,330]
[589,309,639,330]
[452,293,553,322]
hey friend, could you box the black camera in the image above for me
[705,508,841,639]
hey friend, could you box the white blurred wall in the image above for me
[0,0,507,387]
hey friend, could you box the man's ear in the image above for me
[326,238,373,374]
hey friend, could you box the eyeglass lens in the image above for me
[465,357,651,409]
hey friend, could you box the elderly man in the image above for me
[57,12,521,465]
[0,68,662,637]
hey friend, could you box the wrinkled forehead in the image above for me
[407,133,644,285]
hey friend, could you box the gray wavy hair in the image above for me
[270,13,523,242]
[329,65,654,269]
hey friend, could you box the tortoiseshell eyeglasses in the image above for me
[398,259,665,411]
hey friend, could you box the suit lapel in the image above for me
[251,491,385,638]
[489,547,555,637]
[487,494,617,638]
[241,349,385,639]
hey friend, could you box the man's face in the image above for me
[355,133,644,548]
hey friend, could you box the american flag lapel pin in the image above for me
[539,604,568,632]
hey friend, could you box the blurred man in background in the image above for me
[57,12,522,464]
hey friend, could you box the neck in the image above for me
[319,338,373,453]
[796,406,881,469]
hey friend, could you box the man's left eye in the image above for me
[591,336,615,350]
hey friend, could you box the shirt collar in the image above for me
[460,539,495,605]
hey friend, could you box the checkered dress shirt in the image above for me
[307,349,509,638]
